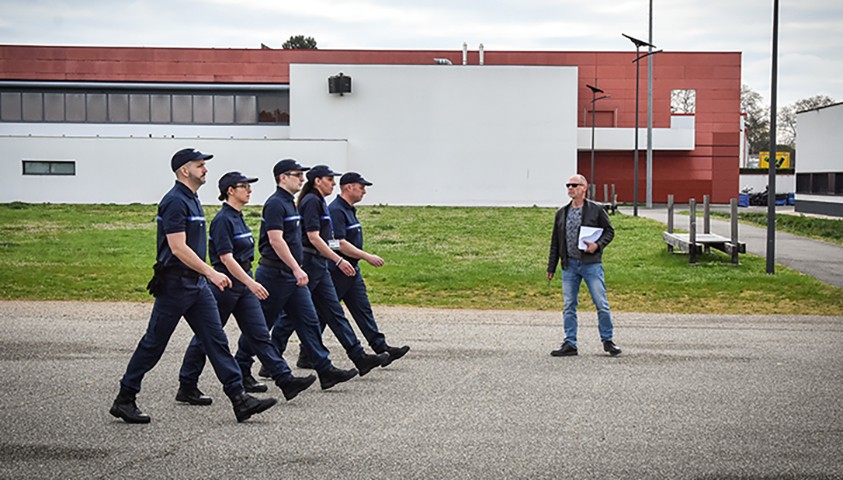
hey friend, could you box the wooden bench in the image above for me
[663,195,746,264]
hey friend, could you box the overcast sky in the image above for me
[1,0,841,107]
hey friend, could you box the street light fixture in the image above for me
[623,33,661,216]
[586,84,609,199]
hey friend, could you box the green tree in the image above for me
[282,35,318,50]
[777,94,835,148]
[741,84,770,155]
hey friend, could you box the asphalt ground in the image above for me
[1,301,841,479]
[618,205,843,289]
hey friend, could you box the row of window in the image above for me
[796,172,843,196]
[0,89,290,125]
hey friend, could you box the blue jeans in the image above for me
[330,263,387,353]
[121,275,244,399]
[304,254,365,362]
[237,265,332,373]
[179,272,294,387]
[561,259,613,348]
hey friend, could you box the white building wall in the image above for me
[796,104,842,173]
[0,136,346,204]
[290,64,578,207]
[1,64,577,206]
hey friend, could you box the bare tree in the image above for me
[670,89,696,114]
[741,84,770,155]
[777,94,835,148]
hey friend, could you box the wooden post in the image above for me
[730,198,739,264]
[604,184,609,204]
[611,184,616,213]
[703,194,711,253]
[689,198,697,264]
[667,194,674,253]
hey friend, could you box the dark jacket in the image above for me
[547,198,615,273]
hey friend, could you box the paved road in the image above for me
[619,205,843,289]
[1,301,841,479]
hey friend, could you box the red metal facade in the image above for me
[0,45,741,203]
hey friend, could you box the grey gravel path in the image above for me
[1,301,841,479]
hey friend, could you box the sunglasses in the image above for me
[566,183,583,188]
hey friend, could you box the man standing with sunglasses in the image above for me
[546,174,621,357]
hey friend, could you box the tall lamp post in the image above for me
[586,84,610,199]
[623,33,661,216]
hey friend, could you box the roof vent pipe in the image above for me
[462,42,468,65]
[479,43,485,65]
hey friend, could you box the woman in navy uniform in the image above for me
[289,165,388,376]
[109,148,276,424]
[238,159,358,390]
[175,171,317,405]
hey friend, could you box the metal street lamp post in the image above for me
[623,33,660,216]
[586,84,609,199]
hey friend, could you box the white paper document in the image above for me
[578,227,604,250]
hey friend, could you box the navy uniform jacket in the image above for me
[299,192,334,251]
[328,196,363,264]
[258,187,303,265]
[209,202,255,273]
[156,181,207,270]
[547,198,615,273]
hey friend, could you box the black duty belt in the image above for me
[258,257,292,272]
[213,260,253,275]
[160,267,201,279]
[302,247,319,256]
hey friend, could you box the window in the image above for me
[1,87,289,124]
[86,93,107,122]
[193,95,213,123]
[172,95,192,123]
[235,95,256,124]
[214,95,234,124]
[66,93,85,121]
[671,89,696,114]
[22,92,43,121]
[150,94,171,123]
[129,94,150,123]
[258,93,289,124]
[796,174,810,194]
[108,93,129,122]
[44,93,64,121]
[22,160,76,176]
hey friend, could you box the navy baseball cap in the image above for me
[339,172,373,186]
[218,171,258,200]
[306,165,342,181]
[171,148,213,172]
[273,159,310,178]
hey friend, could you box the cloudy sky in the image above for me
[1,0,841,107]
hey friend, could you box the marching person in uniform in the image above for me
[175,171,317,405]
[299,172,409,368]
[109,148,276,424]
[286,165,389,376]
[546,174,621,357]
[238,159,358,390]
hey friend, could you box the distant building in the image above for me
[795,102,843,217]
[0,45,741,206]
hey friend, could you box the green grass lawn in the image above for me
[1,203,841,315]
[707,210,843,246]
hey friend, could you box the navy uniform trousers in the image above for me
[178,271,294,386]
[120,275,244,399]
[237,264,332,373]
[302,253,366,362]
[329,263,387,353]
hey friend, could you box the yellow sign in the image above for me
[759,151,791,169]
